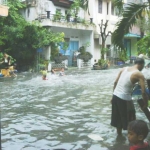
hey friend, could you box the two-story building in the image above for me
[21,0,141,68]
[21,0,95,68]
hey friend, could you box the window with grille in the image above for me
[98,0,102,14]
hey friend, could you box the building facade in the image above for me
[21,0,141,67]
[21,0,95,67]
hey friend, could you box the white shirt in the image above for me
[114,67,139,100]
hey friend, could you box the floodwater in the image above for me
[1,68,150,150]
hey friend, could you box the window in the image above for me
[107,2,109,15]
[98,0,102,14]
[111,3,114,15]
[65,10,67,15]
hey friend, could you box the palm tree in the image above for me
[68,0,89,17]
[112,1,150,49]
[80,0,89,14]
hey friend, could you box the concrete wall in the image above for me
[94,39,100,62]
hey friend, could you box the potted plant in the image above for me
[93,59,108,70]
[117,51,127,65]
[54,53,68,64]
[77,45,92,62]
[53,10,62,21]
[51,42,68,64]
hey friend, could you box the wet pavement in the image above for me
[1,68,150,150]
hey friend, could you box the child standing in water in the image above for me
[40,68,47,80]
[59,68,65,76]
[128,120,150,150]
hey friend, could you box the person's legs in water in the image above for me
[111,95,133,138]
[42,75,46,80]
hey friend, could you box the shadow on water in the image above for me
[1,68,150,150]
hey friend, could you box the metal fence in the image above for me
[37,13,93,25]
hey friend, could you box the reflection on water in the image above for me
[1,68,150,150]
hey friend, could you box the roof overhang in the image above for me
[51,0,74,8]
[124,33,141,38]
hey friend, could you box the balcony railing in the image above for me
[36,12,93,25]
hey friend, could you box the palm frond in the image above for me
[112,0,124,15]
[80,0,90,15]
[112,3,148,49]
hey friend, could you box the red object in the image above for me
[130,142,150,150]
[42,77,48,80]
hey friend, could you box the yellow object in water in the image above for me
[1,69,9,76]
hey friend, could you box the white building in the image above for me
[87,0,119,61]
[21,0,141,67]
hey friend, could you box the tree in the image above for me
[112,0,124,16]
[99,20,111,59]
[80,0,90,14]
[112,1,150,50]
[0,0,64,69]
[137,33,150,56]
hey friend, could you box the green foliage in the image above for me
[70,0,81,16]
[101,47,109,56]
[118,50,128,61]
[38,58,49,69]
[0,0,65,69]
[136,17,150,32]
[50,43,59,61]
[78,46,86,54]
[61,42,69,51]
[97,59,108,69]
[53,10,62,21]
[137,34,150,56]
[112,2,148,49]
[98,59,108,66]
[68,0,89,16]
[50,43,68,64]
[112,0,124,16]
[78,43,92,62]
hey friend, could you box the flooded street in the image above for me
[1,68,150,150]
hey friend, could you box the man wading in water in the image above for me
[111,58,148,137]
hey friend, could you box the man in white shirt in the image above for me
[111,58,148,137]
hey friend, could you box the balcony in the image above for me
[0,0,9,17]
[36,13,94,30]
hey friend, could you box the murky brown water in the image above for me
[1,68,150,150]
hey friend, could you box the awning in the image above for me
[124,33,141,38]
